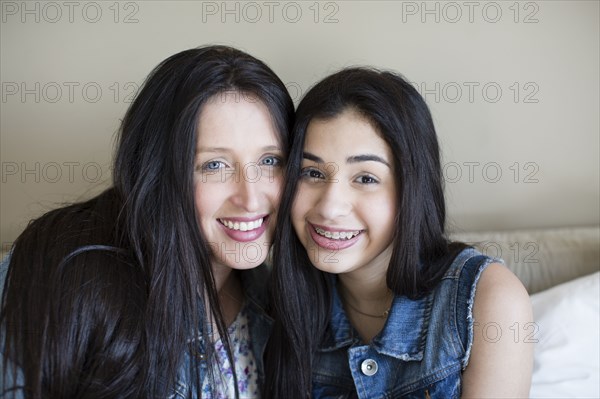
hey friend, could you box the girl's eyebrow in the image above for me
[303,151,323,163]
[303,152,390,168]
[347,154,390,168]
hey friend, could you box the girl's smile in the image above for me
[308,222,364,250]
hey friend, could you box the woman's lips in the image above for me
[308,223,363,251]
[218,215,269,242]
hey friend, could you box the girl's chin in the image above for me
[311,262,350,275]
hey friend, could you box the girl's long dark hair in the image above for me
[264,67,465,398]
[1,45,293,398]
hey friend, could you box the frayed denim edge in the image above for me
[461,256,505,370]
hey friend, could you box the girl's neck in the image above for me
[338,270,389,303]
[337,244,392,302]
[337,247,394,342]
[338,275,393,343]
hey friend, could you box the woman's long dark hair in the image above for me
[264,67,464,398]
[0,190,147,398]
[1,45,293,398]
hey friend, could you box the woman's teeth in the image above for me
[219,218,264,232]
[315,227,361,240]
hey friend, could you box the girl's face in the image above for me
[292,109,397,276]
[194,92,284,271]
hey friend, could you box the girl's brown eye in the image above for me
[300,167,325,180]
[357,175,379,184]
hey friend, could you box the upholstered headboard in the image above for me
[450,226,600,294]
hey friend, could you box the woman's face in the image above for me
[194,92,283,271]
[292,109,397,276]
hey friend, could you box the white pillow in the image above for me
[529,271,600,398]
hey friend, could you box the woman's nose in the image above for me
[229,165,264,212]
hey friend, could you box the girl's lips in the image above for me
[307,223,363,251]
[219,215,269,243]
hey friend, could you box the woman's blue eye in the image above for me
[202,161,225,171]
[261,156,281,167]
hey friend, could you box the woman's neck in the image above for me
[219,271,243,326]
[211,264,244,326]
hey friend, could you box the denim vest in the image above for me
[0,254,273,398]
[169,263,273,398]
[312,248,498,399]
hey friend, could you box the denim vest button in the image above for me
[360,359,378,376]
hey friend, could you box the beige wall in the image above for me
[1,0,598,250]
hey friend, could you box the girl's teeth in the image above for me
[315,227,360,240]
[220,218,264,231]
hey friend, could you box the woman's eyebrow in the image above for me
[198,145,281,154]
[262,145,283,152]
[347,154,390,167]
[196,147,231,154]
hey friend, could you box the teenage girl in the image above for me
[265,67,532,398]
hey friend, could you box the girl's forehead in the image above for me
[303,111,392,163]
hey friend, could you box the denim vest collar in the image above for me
[319,249,485,363]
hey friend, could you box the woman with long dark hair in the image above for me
[1,45,293,398]
[264,68,533,398]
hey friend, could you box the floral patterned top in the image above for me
[201,307,260,398]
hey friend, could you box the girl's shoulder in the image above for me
[442,247,499,279]
[439,247,528,329]
[461,258,533,396]
[438,247,503,299]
